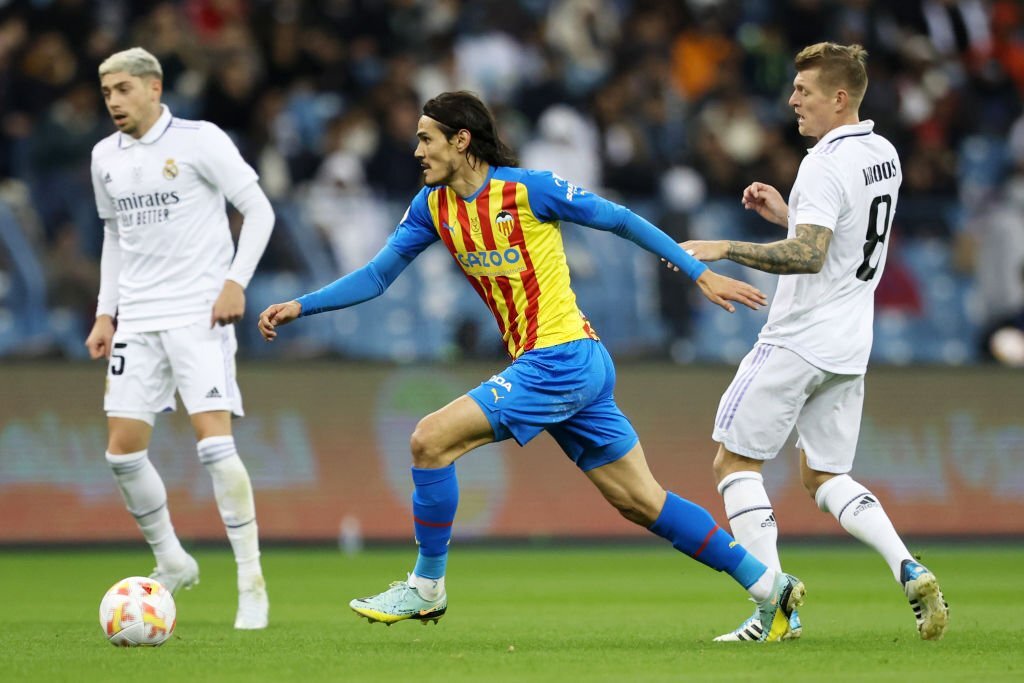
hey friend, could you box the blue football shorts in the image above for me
[467,338,639,472]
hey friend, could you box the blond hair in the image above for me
[98,47,163,80]
[794,42,868,107]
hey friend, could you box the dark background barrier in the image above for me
[1,362,1021,543]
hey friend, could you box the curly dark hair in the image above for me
[422,91,518,167]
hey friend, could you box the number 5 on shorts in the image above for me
[111,342,127,376]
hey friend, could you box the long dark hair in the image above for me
[422,91,518,167]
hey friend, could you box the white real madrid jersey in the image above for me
[90,105,258,332]
[757,120,900,375]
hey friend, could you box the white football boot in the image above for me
[235,575,269,630]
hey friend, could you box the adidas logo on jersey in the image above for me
[205,387,222,399]
[761,513,777,528]
[103,172,113,183]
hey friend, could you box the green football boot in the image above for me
[714,606,802,642]
[350,578,447,626]
[754,572,805,642]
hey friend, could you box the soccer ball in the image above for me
[99,576,176,646]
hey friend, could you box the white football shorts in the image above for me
[104,319,244,423]
[712,343,864,473]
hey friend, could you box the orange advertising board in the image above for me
[1,363,1021,542]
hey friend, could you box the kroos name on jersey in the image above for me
[861,159,898,187]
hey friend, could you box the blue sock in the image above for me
[410,464,458,580]
[649,491,767,589]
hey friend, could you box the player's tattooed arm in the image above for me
[725,224,832,274]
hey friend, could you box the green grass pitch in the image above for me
[1,544,1020,682]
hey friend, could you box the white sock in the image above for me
[197,436,262,583]
[746,567,777,602]
[410,573,445,601]
[816,474,911,581]
[718,471,781,572]
[105,450,186,566]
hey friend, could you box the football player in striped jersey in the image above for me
[259,91,804,638]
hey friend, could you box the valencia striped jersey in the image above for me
[295,165,709,355]
[389,167,603,358]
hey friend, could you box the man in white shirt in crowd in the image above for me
[676,42,949,642]
[85,47,274,630]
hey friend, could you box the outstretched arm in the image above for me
[585,201,711,282]
[521,170,709,281]
[577,197,769,311]
[681,224,832,275]
[595,206,768,312]
[257,244,412,341]
[523,171,766,312]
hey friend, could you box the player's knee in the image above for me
[408,427,433,466]
[615,501,658,527]
[711,452,730,483]
[713,446,762,484]
[617,506,650,526]
[607,491,660,527]
[409,418,450,468]
[107,431,149,455]
[801,468,829,498]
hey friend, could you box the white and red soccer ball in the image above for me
[99,576,176,646]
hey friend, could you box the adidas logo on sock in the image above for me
[853,494,879,516]
[205,387,222,398]
[761,513,777,528]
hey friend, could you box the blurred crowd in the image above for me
[1,0,1023,363]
